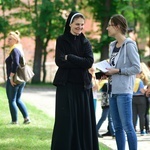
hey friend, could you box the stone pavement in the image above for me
[22,86,150,150]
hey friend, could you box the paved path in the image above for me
[22,86,56,117]
[22,86,150,150]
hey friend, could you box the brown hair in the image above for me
[110,14,128,35]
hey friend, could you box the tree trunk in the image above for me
[32,36,43,83]
[100,0,115,61]
[42,48,47,83]
[100,44,109,61]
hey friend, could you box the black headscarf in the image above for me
[64,11,84,34]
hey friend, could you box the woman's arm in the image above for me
[121,43,140,75]
[9,48,20,86]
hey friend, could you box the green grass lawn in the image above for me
[0,86,109,150]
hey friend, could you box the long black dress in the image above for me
[51,11,99,150]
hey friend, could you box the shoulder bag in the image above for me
[13,56,35,84]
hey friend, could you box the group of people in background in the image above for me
[5,10,150,150]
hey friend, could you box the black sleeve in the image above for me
[67,39,94,69]
[55,37,80,69]
[10,48,20,73]
[55,36,93,69]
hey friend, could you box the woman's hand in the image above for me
[105,68,119,75]
[10,78,17,86]
[9,73,16,86]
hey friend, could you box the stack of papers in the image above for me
[94,60,111,73]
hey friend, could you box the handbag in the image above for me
[13,56,34,84]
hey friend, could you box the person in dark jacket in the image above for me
[51,11,99,150]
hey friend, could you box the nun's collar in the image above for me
[65,32,81,40]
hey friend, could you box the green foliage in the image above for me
[33,0,66,40]
[87,0,118,60]
[90,35,113,53]
[88,0,117,22]
[87,0,150,60]
[0,0,67,38]
[0,0,30,35]
[116,0,150,39]
[0,17,9,34]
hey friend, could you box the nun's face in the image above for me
[70,17,85,35]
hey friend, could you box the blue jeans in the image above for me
[6,80,29,122]
[108,111,115,136]
[96,107,115,136]
[96,107,109,132]
[109,94,137,150]
[93,99,97,112]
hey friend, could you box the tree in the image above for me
[87,0,150,61]
[88,0,117,61]
[31,0,84,83]
[116,0,150,59]
[31,0,73,83]
[0,0,74,83]
[1,0,85,83]
[0,0,19,81]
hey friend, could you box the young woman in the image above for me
[5,31,30,124]
[51,11,99,150]
[105,14,141,150]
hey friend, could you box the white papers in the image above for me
[94,60,111,73]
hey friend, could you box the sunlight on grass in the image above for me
[0,86,53,150]
[0,86,109,150]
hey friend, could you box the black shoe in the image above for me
[101,132,112,137]
[97,133,103,138]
